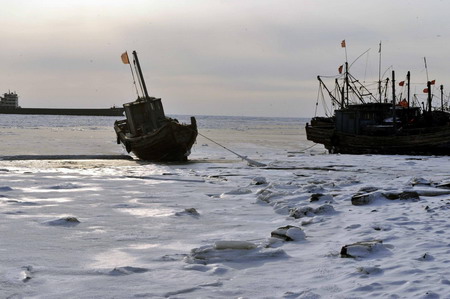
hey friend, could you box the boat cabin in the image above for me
[123,97,166,137]
[335,103,421,136]
[335,103,391,135]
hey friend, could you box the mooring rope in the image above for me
[301,143,318,151]
[197,131,266,167]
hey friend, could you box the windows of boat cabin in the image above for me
[361,112,373,120]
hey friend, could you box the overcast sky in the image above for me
[2,0,450,117]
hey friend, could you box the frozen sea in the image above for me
[1,114,450,298]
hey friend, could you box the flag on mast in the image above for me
[121,52,130,64]
[341,40,346,48]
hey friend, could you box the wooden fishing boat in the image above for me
[306,54,450,155]
[114,51,197,161]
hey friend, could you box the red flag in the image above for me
[341,40,346,48]
[121,52,130,64]
[430,79,436,85]
[423,88,429,93]
[399,99,408,107]
[399,81,405,86]
[338,65,343,74]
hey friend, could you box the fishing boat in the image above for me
[114,51,197,161]
[306,49,450,155]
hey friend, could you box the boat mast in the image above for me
[339,40,350,106]
[441,85,444,111]
[378,41,382,103]
[132,51,150,99]
[427,81,432,113]
[384,78,389,103]
[392,70,396,131]
[407,71,411,108]
[345,62,349,106]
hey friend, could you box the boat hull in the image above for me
[306,124,450,155]
[114,117,198,161]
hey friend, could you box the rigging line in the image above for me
[197,131,266,167]
[349,48,371,70]
[303,143,318,151]
[348,73,376,102]
[321,88,331,117]
[133,59,145,98]
[315,84,326,116]
[128,60,140,98]
[382,65,393,79]
[319,86,331,117]
[363,50,370,82]
[314,84,320,117]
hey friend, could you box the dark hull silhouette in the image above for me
[306,118,450,155]
[114,50,198,161]
[114,117,197,161]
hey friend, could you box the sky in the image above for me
[2,0,450,117]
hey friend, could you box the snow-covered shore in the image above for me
[1,115,450,298]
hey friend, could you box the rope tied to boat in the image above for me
[197,131,266,167]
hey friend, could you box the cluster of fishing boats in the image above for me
[306,48,450,156]
[116,45,450,162]
[4,42,450,163]
[4,43,440,162]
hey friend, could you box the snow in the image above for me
[1,115,450,298]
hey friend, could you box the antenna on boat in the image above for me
[132,51,150,99]
[121,51,141,99]
[441,84,444,111]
